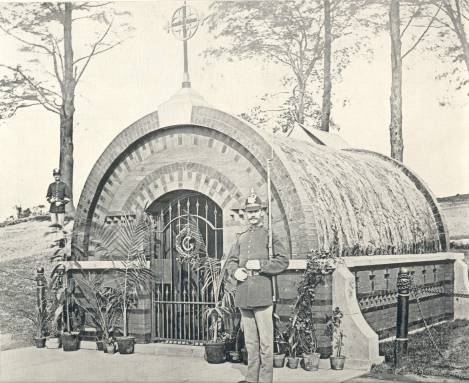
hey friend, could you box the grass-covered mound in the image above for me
[372,320,469,380]
[0,219,70,350]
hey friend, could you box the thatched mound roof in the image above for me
[274,136,446,255]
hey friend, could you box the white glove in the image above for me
[55,201,63,206]
[245,260,261,270]
[234,267,248,282]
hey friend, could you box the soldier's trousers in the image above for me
[240,305,273,383]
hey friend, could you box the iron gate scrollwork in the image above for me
[151,194,223,344]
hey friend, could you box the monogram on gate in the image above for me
[175,222,207,263]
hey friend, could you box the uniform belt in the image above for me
[246,270,260,277]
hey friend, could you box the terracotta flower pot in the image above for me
[116,336,135,355]
[34,337,46,348]
[286,356,300,369]
[302,352,321,371]
[205,342,226,364]
[62,332,80,352]
[330,356,346,370]
[273,353,286,368]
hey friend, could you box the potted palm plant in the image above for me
[60,277,83,351]
[27,308,48,348]
[326,307,346,370]
[91,212,154,355]
[75,272,123,353]
[286,324,300,369]
[196,256,235,364]
[273,316,287,368]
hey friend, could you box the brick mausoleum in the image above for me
[70,87,469,369]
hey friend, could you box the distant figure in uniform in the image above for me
[46,168,71,229]
[226,191,289,383]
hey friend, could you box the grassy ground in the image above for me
[0,219,70,350]
[371,320,469,380]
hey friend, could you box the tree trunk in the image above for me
[61,2,76,212]
[297,81,306,126]
[389,0,403,162]
[321,0,332,132]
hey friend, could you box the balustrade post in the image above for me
[394,267,410,371]
[36,267,46,336]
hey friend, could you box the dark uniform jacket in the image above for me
[226,226,289,309]
[46,181,71,214]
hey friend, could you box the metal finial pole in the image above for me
[182,2,190,88]
[170,1,200,89]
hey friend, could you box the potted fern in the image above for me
[326,307,346,370]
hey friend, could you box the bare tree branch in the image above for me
[52,36,65,80]
[50,43,65,92]
[73,41,122,67]
[73,2,112,10]
[401,4,423,38]
[402,2,442,59]
[72,15,97,22]
[74,20,113,84]
[2,102,44,118]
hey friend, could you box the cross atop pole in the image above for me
[170,1,200,88]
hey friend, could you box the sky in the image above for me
[0,1,467,221]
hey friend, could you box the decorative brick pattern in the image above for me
[353,261,454,339]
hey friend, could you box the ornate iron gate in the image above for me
[151,194,223,344]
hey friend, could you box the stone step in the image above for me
[79,340,205,358]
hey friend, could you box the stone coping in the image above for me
[63,260,151,270]
[63,252,464,271]
[286,252,463,270]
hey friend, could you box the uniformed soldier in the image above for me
[46,168,71,229]
[226,192,289,383]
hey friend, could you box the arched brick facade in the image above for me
[72,105,309,259]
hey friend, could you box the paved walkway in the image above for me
[0,344,366,383]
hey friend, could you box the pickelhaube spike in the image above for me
[244,189,264,211]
